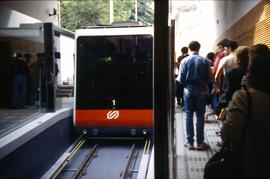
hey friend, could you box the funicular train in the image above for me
[74,24,154,137]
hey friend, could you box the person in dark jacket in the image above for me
[11,53,29,108]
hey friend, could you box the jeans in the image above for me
[175,81,184,106]
[210,83,219,111]
[184,88,206,144]
[211,95,218,111]
[11,75,27,108]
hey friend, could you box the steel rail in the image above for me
[71,144,99,179]
[50,135,86,179]
[143,139,149,154]
[120,144,137,179]
[146,139,151,154]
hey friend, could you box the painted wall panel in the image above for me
[0,1,58,28]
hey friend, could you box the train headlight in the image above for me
[142,129,147,135]
[83,129,87,135]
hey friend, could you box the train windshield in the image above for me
[76,35,153,109]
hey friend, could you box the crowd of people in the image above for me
[175,40,270,177]
[10,52,40,109]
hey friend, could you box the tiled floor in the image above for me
[176,106,222,179]
[0,106,42,138]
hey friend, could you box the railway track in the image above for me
[46,136,152,179]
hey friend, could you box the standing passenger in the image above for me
[206,52,215,67]
[204,52,216,121]
[176,47,189,107]
[176,47,189,69]
[11,53,28,108]
[179,41,211,150]
[241,44,270,89]
[215,40,238,87]
[24,53,32,105]
[215,46,249,116]
[211,39,229,113]
[212,39,229,78]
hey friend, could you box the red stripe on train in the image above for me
[76,109,153,127]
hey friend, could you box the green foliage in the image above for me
[60,0,154,32]
[113,0,134,22]
[60,0,109,32]
[130,0,154,25]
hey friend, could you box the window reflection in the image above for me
[0,25,45,136]
[76,35,153,109]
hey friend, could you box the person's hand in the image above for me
[211,86,221,95]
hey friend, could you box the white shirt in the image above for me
[215,53,237,80]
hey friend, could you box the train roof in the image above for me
[75,26,153,37]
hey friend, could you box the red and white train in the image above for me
[74,25,153,137]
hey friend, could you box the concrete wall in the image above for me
[0,7,41,28]
[214,0,262,40]
[0,1,59,28]
[171,0,264,63]
[172,1,216,57]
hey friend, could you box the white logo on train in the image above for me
[107,111,119,120]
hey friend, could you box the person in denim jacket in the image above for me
[179,41,211,150]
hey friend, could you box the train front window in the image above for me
[76,35,153,109]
